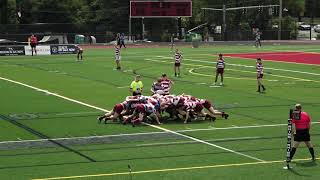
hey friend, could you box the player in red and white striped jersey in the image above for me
[256,58,266,93]
[160,74,174,95]
[174,49,183,77]
[115,44,121,70]
[215,54,225,86]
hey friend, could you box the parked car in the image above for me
[298,24,311,31]
[314,25,320,33]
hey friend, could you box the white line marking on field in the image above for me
[137,136,261,146]
[156,56,320,76]
[159,59,319,82]
[32,157,318,180]
[146,123,265,162]
[0,76,264,162]
[116,86,129,89]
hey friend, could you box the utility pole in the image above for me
[223,4,226,41]
[278,0,282,40]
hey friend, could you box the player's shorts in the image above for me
[294,129,310,142]
[113,104,124,114]
[115,55,121,61]
[78,49,83,54]
[202,100,212,109]
[175,62,181,67]
[216,68,224,74]
[30,43,37,48]
[257,74,264,79]
[133,91,142,96]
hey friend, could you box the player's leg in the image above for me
[214,71,219,85]
[177,65,180,77]
[97,111,114,123]
[34,46,37,55]
[220,71,224,85]
[174,65,177,77]
[77,52,80,61]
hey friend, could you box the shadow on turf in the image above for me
[293,160,317,167]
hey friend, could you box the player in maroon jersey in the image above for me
[76,45,84,61]
[214,54,225,86]
[97,103,125,124]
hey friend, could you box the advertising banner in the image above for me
[25,45,51,55]
[0,46,25,56]
[50,45,77,54]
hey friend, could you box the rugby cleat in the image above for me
[97,116,104,123]
[222,113,229,120]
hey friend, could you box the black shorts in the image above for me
[294,129,310,142]
[257,74,264,79]
[175,63,181,67]
[30,43,36,48]
[216,68,224,74]
[133,92,141,96]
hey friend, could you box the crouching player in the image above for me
[199,99,229,120]
[76,45,84,61]
[97,103,125,124]
[123,103,162,126]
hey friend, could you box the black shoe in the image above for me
[312,157,316,161]
[222,113,229,120]
[97,116,104,123]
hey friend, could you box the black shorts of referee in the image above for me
[294,129,310,142]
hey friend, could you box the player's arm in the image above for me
[129,82,134,92]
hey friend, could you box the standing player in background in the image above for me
[160,74,174,95]
[119,33,126,48]
[115,44,121,70]
[214,54,225,86]
[255,30,262,48]
[76,45,83,61]
[30,34,38,56]
[256,58,266,93]
[174,48,182,77]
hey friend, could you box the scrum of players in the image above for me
[97,90,229,127]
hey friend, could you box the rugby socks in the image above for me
[257,85,261,92]
[261,85,266,91]
[309,148,315,160]
[290,147,297,159]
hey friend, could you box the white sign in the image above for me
[24,46,51,55]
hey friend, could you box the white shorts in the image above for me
[115,56,121,61]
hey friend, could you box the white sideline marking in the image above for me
[146,123,265,162]
[0,76,264,162]
[138,136,260,146]
[2,121,319,144]
[157,56,320,76]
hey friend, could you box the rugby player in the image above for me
[256,58,266,93]
[160,74,174,95]
[214,54,225,86]
[76,45,83,61]
[174,48,182,77]
[151,79,165,95]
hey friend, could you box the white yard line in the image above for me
[146,123,265,162]
[137,136,261,146]
[0,76,264,162]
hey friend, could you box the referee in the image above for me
[130,75,143,96]
[289,104,316,161]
